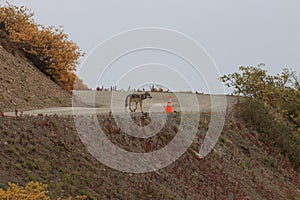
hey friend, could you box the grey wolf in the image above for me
[125,92,152,112]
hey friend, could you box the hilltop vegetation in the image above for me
[0,3,87,91]
[220,65,300,128]
[221,65,300,171]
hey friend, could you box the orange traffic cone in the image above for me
[166,96,173,113]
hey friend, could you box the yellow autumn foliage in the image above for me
[0,3,87,91]
[0,182,86,200]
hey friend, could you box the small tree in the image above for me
[220,65,300,126]
[0,3,86,91]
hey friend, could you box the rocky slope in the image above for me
[0,112,299,199]
[0,45,71,112]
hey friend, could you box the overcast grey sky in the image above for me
[4,0,300,92]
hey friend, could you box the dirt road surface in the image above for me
[4,91,237,116]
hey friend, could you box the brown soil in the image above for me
[0,112,299,199]
[0,33,71,112]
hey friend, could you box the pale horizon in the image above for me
[4,0,300,93]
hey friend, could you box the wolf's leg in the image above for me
[134,102,138,112]
[140,101,143,113]
[129,99,133,112]
[129,105,133,112]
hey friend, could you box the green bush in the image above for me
[237,99,300,170]
[220,65,300,127]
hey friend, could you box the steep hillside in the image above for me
[0,111,299,199]
[0,45,71,112]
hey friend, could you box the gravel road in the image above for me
[4,91,237,116]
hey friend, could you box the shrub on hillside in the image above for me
[220,65,300,127]
[0,3,87,91]
[0,181,86,200]
[237,99,300,171]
